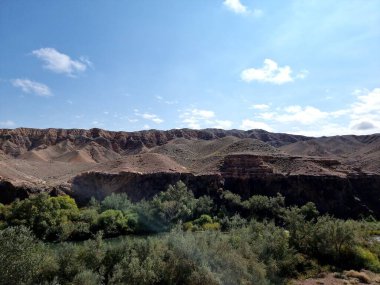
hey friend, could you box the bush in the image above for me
[220,214,247,231]
[242,193,285,220]
[163,229,269,285]
[5,194,80,241]
[97,209,129,236]
[0,226,45,285]
[194,195,214,217]
[100,193,132,213]
[71,270,103,285]
[202,222,220,231]
[353,246,380,273]
[193,214,213,226]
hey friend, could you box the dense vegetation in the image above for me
[0,181,379,285]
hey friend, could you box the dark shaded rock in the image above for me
[70,171,223,206]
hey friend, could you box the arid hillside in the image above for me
[0,128,379,217]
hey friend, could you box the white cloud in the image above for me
[0,120,15,128]
[347,88,380,131]
[290,123,352,137]
[250,104,270,110]
[92,120,104,127]
[213,120,233,129]
[180,108,233,129]
[142,113,164,124]
[189,109,215,119]
[12,78,52,97]
[352,88,368,96]
[241,59,307,85]
[135,111,164,124]
[257,112,275,120]
[143,124,150,130]
[32,47,90,76]
[330,109,350,118]
[223,0,248,14]
[247,88,380,135]
[351,88,380,116]
[274,105,328,125]
[240,119,273,131]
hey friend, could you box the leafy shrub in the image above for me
[353,246,380,273]
[202,222,220,231]
[183,221,194,231]
[163,229,269,285]
[193,195,214,217]
[242,193,285,220]
[220,214,247,231]
[97,209,129,236]
[5,194,80,241]
[71,270,103,285]
[134,181,197,233]
[193,214,213,226]
[100,193,132,213]
[0,226,45,285]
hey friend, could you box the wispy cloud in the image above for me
[32,47,91,76]
[214,120,233,129]
[223,0,248,14]
[135,110,164,124]
[180,108,233,129]
[91,120,104,127]
[142,113,164,124]
[278,105,328,125]
[0,120,15,128]
[256,105,328,126]
[12,78,52,97]
[348,88,380,131]
[155,95,178,105]
[223,0,263,18]
[249,88,380,135]
[240,119,273,131]
[250,104,270,110]
[241,59,307,85]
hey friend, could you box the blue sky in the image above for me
[0,0,379,136]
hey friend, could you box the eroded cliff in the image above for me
[1,127,379,218]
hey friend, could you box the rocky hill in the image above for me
[0,127,379,218]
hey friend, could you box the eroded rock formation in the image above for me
[1,127,379,218]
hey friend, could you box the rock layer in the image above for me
[0,127,380,218]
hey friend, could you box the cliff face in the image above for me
[70,171,223,205]
[222,173,380,218]
[1,127,380,219]
[220,154,380,218]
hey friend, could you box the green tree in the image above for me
[6,194,79,240]
[97,209,129,236]
[0,227,45,285]
[100,193,132,212]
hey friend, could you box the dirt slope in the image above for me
[281,134,380,173]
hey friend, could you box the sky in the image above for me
[0,0,379,136]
